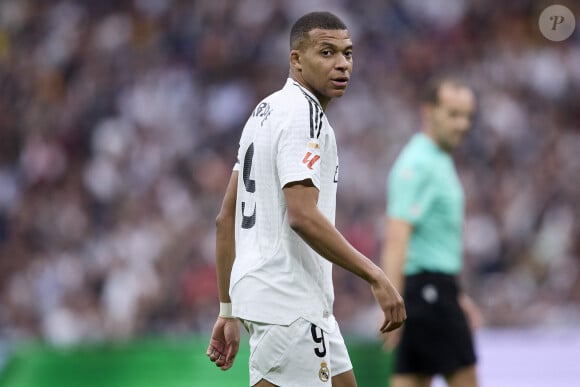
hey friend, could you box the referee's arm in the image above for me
[380,218,412,295]
[379,217,412,350]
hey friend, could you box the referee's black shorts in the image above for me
[393,272,477,376]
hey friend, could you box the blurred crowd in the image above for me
[0,0,578,349]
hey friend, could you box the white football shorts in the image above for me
[243,317,353,387]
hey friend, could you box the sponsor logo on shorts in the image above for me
[318,361,330,382]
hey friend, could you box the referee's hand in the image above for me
[206,317,240,370]
[370,273,406,333]
[381,327,403,352]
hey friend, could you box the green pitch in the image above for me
[0,336,392,387]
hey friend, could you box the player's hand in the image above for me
[371,274,406,333]
[206,317,240,370]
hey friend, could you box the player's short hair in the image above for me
[421,76,471,106]
[290,11,348,50]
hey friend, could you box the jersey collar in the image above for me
[287,78,323,109]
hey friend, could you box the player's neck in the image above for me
[289,74,330,110]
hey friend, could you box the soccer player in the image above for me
[380,77,483,387]
[206,11,406,387]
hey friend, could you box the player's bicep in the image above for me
[216,170,238,229]
[283,179,319,230]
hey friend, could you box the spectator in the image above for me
[0,0,578,348]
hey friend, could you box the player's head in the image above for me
[289,12,352,109]
[420,76,475,152]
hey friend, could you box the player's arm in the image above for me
[215,170,238,304]
[207,171,240,371]
[283,179,406,333]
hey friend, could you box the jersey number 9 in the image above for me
[241,143,256,229]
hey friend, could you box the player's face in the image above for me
[428,84,475,152]
[292,29,353,108]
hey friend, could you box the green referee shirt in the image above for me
[387,133,465,275]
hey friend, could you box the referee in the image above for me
[380,77,483,387]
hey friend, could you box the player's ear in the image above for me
[290,50,302,71]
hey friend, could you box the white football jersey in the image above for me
[230,78,339,332]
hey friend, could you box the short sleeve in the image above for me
[387,162,434,225]
[277,102,324,190]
